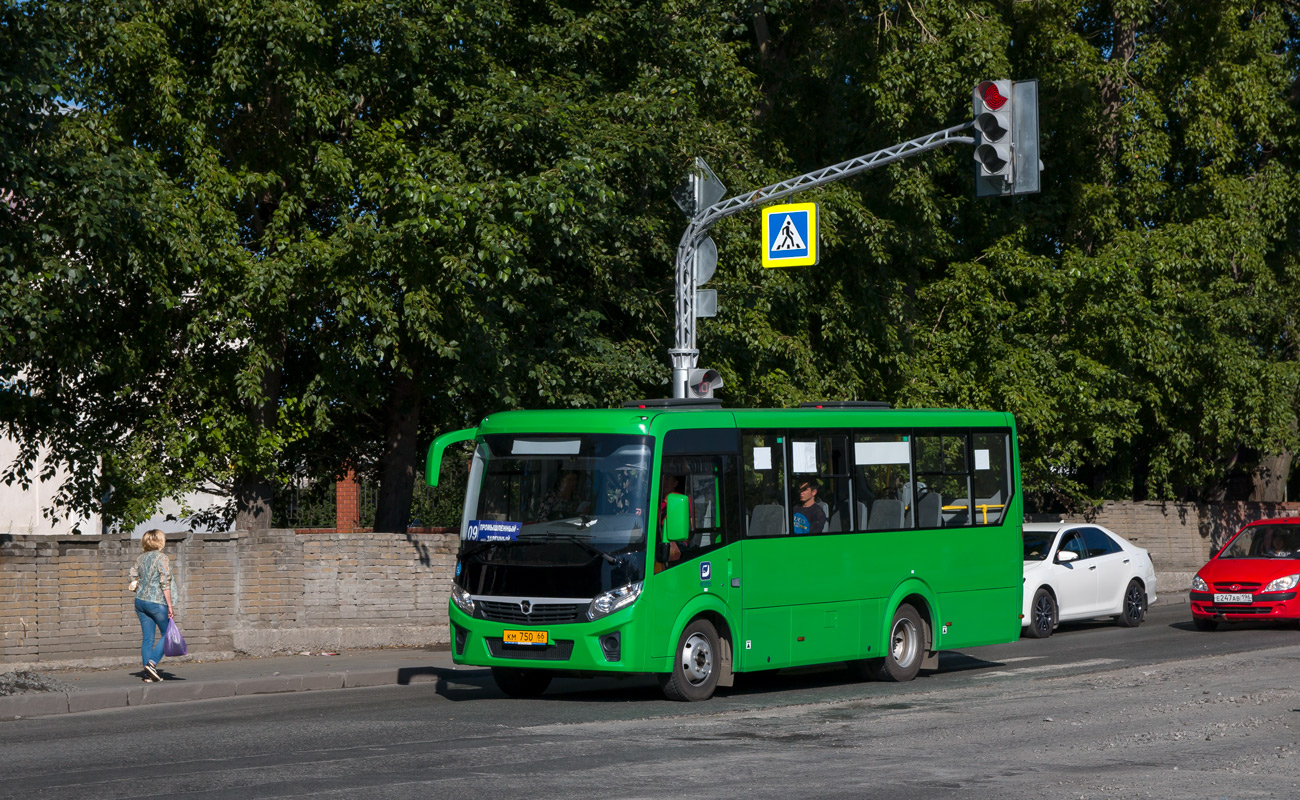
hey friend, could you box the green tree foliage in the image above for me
[3,1,1298,531]
[703,1,1300,508]
[1,0,764,530]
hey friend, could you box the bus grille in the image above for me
[478,600,586,624]
[486,639,575,661]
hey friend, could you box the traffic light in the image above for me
[973,80,1014,192]
[973,79,1041,197]
[686,368,723,399]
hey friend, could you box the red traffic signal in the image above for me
[977,81,1008,111]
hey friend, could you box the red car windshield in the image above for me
[1219,525,1300,559]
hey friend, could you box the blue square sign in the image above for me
[762,202,819,268]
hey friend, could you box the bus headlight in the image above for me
[1191,575,1208,592]
[588,581,643,621]
[451,583,476,617]
[1263,574,1300,593]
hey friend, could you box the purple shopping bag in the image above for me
[163,619,188,657]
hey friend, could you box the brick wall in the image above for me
[1,529,458,669]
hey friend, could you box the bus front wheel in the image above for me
[492,667,552,698]
[865,604,925,683]
[660,618,721,701]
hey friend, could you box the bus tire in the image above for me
[660,618,721,701]
[866,604,924,682]
[492,667,552,698]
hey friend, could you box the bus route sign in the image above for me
[761,202,819,268]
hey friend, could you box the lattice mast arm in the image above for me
[671,122,975,398]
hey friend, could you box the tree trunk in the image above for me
[234,334,286,531]
[235,476,274,531]
[372,368,422,533]
[1251,451,1292,503]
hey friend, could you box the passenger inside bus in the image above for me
[792,477,827,534]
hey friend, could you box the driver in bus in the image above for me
[539,470,584,520]
[656,475,686,571]
[793,478,827,535]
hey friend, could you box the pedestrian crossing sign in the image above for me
[761,202,819,268]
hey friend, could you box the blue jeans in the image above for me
[135,598,169,667]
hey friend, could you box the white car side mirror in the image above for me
[1056,550,1079,563]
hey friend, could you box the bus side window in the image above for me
[786,432,852,534]
[660,430,742,567]
[971,432,1012,525]
[743,431,787,537]
[851,432,913,531]
[913,433,971,529]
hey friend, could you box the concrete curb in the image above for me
[0,670,392,720]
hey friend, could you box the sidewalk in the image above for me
[0,646,471,720]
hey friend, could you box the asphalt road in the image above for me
[4,603,1299,799]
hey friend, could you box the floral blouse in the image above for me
[130,551,172,604]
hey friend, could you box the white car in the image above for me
[1021,522,1158,638]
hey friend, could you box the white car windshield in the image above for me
[1023,530,1055,561]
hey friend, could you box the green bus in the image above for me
[427,399,1023,701]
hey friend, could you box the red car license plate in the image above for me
[1213,593,1252,604]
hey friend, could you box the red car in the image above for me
[1190,517,1300,631]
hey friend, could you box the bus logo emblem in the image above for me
[700,562,712,581]
[520,600,532,614]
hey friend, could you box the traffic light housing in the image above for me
[973,79,1041,197]
[973,80,1013,191]
[686,368,723,399]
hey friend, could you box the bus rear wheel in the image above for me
[492,667,552,698]
[660,618,721,701]
[865,604,925,683]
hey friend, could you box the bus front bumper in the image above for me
[449,601,644,673]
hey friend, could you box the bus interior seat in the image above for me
[826,501,845,532]
[943,500,970,526]
[827,500,866,532]
[917,491,942,529]
[867,499,904,530]
[748,504,787,537]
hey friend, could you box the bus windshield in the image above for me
[457,433,652,598]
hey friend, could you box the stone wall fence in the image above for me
[1,528,458,670]
[1044,500,1300,594]
[3,500,1298,670]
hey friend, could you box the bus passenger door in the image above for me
[649,430,743,667]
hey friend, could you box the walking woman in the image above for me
[130,529,175,682]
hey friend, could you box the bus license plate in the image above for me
[1213,593,1253,604]
[503,629,548,645]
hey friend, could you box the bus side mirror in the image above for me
[664,493,690,543]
